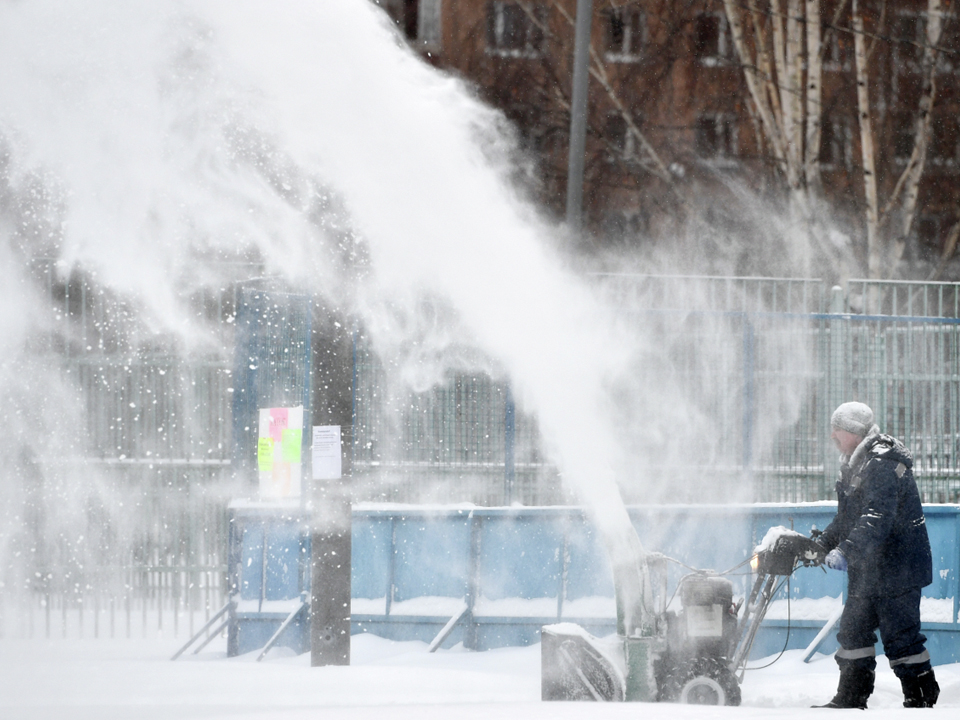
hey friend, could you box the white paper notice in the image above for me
[312,425,342,480]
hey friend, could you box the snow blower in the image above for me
[542,526,825,705]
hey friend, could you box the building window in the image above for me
[602,209,648,240]
[821,23,851,71]
[893,113,916,164]
[930,117,959,168]
[604,6,645,62]
[486,1,546,57]
[417,0,442,51]
[893,12,925,72]
[819,118,851,169]
[695,113,738,159]
[694,13,731,66]
[604,112,636,162]
[382,0,442,52]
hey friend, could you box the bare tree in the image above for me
[544,1,675,185]
[874,0,942,273]
[723,0,944,279]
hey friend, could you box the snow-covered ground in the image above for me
[2,633,958,720]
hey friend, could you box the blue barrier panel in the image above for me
[226,502,960,662]
[352,504,960,660]
[227,502,310,657]
[352,514,392,605]
[393,512,471,603]
[477,512,563,602]
[563,512,614,603]
[239,523,264,601]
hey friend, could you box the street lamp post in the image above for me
[565,0,594,234]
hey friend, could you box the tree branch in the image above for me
[547,0,676,186]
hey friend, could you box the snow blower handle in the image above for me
[731,532,827,679]
[756,532,827,575]
[808,527,827,568]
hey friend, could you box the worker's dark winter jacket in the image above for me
[818,433,932,597]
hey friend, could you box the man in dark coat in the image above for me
[814,401,939,709]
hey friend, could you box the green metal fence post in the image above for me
[826,286,847,496]
[504,385,516,505]
[742,317,756,500]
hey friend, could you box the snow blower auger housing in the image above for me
[541,526,825,706]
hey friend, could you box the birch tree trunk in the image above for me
[722,0,940,280]
[804,0,823,194]
[724,0,814,199]
[852,0,880,280]
[722,0,786,165]
[886,0,942,270]
[723,0,844,275]
[785,0,805,201]
[771,0,802,193]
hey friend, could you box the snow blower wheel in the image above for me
[659,658,742,706]
[680,675,726,705]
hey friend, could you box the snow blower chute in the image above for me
[541,526,825,705]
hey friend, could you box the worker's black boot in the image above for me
[901,669,939,708]
[813,665,874,709]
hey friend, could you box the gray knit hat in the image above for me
[831,401,874,437]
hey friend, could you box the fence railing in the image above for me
[850,279,960,318]
[9,274,960,638]
[754,313,960,503]
[2,564,226,640]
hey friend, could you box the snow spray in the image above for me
[0,0,810,627]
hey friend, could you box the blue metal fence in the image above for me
[351,505,960,661]
[16,273,960,642]
[350,307,960,505]
[226,503,960,663]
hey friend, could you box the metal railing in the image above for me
[595,274,829,313]
[8,274,960,639]
[850,279,960,318]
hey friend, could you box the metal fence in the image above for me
[351,349,561,506]
[596,274,829,313]
[3,462,234,640]
[3,261,244,639]
[757,314,960,503]
[349,277,960,505]
[8,273,960,639]
[850,279,960,317]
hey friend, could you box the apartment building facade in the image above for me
[377,0,960,276]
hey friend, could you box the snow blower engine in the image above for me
[542,527,825,706]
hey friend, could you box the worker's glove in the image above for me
[824,548,847,572]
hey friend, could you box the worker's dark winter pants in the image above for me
[836,588,931,679]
